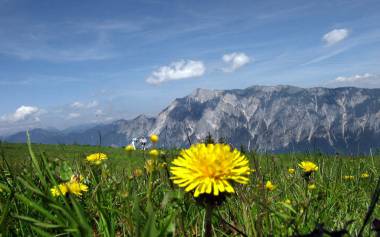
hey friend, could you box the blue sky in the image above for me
[1,0,380,135]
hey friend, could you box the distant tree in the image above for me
[204,132,215,144]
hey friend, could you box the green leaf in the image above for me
[59,162,73,181]
[142,206,159,237]
[26,131,47,187]
[31,225,54,237]
[16,194,59,224]
[16,177,46,197]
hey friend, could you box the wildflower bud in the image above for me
[343,175,355,181]
[150,134,159,143]
[284,199,291,205]
[145,159,155,173]
[86,153,108,165]
[308,183,316,190]
[125,145,135,152]
[149,149,160,157]
[133,168,143,177]
[361,172,369,178]
[265,181,276,191]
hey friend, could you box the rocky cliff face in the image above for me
[148,86,380,153]
[5,86,380,154]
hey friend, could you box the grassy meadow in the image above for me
[0,138,379,236]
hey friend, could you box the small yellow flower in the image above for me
[51,180,88,197]
[343,175,355,181]
[66,181,89,196]
[51,173,88,197]
[308,184,316,190]
[265,181,276,191]
[51,183,69,197]
[298,161,318,173]
[361,172,369,178]
[133,168,143,177]
[288,168,295,174]
[145,159,155,173]
[284,199,291,205]
[170,143,250,197]
[86,153,108,165]
[150,134,159,143]
[125,145,135,152]
[149,149,160,157]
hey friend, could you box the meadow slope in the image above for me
[0,141,379,236]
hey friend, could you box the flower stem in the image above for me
[203,203,213,237]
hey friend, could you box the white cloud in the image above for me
[87,100,98,108]
[222,52,251,72]
[68,113,81,119]
[71,100,98,109]
[328,73,380,88]
[146,60,205,85]
[1,105,40,122]
[335,73,373,82]
[95,109,104,116]
[71,101,84,108]
[322,28,349,46]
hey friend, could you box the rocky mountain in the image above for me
[5,85,380,154]
[5,115,156,147]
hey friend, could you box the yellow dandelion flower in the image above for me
[51,183,69,197]
[145,159,155,173]
[150,134,159,143]
[86,153,108,165]
[66,181,88,196]
[361,172,369,178]
[343,175,355,181]
[308,184,316,190]
[51,176,88,197]
[288,168,295,174]
[170,143,250,197]
[125,145,135,152]
[265,181,276,191]
[149,149,160,157]
[298,161,318,173]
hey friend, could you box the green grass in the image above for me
[0,141,379,236]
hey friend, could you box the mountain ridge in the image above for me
[4,85,380,154]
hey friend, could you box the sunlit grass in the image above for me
[0,140,379,236]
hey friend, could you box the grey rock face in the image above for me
[150,85,380,154]
[5,85,380,154]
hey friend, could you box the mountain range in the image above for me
[4,85,380,154]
